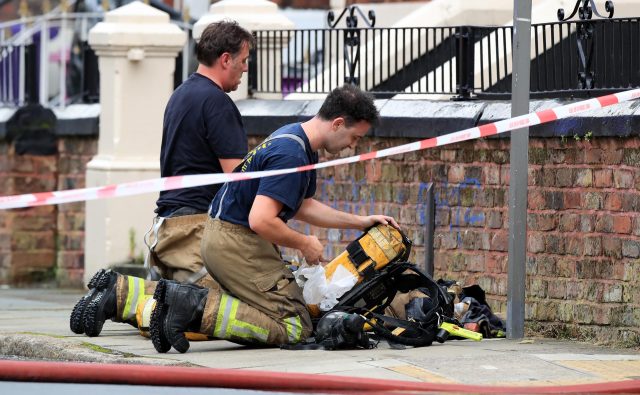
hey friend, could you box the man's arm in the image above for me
[219,158,242,173]
[248,195,325,264]
[294,198,399,231]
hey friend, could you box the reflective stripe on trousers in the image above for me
[122,276,146,322]
[213,293,269,342]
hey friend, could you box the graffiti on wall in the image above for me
[286,175,485,261]
[435,177,485,244]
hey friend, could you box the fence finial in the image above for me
[327,5,375,29]
[60,0,69,13]
[102,0,110,11]
[558,0,614,21]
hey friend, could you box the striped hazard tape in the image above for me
[1,88,639,210]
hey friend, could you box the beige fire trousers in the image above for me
[198,217,312,345]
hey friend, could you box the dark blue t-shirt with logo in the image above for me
[210,123,318,227]
[155,73,248,216]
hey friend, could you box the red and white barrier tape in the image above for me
[1,89,639,210]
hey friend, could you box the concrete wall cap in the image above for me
[52,104,101,120]
[89,1,186,49]
[89,23,186,49]
[210,0,277,14]
[104,1,169,25]
[193,0,294,41]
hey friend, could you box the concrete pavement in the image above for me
[1,287,639,387]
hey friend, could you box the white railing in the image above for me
[0,11,194,110]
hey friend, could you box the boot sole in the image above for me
[150,280,172,353]
[69,269,107,334]
[83,272,118,337]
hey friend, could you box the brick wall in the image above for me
[253,134,640,345]
[0,131,637,344]
[0,137,97,286]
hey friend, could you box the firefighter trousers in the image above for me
[198,217,312,345]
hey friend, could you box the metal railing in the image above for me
[250,17,640,99]
[0,12,194,109]
[3,12,639,107]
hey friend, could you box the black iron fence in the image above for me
[249,17,640,99]
[3,13,639,107]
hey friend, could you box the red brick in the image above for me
[603,238,623,259]
[593,169,613,188]
[613,216,632,234]
[484,166,500,185]
[548,280,566,299]
[500,167,510,185]
[528,190,545,209]
[557,213,578,232]
[584,149,603,164]
[603,149,623,165]
[527,233,545,253]
[604,193,623,211]
[614,169,633,189]
[490,232,508,252]
[595,215,614,233]
[577,214,596,233]
[11,157,35,173]
[34,156,57,173]
[364,160,382,183]
[555,168,573,187]
[57,252,84,269]
[556,258,576,278]
[563,191,582,209]
[448,164,465,183]
[10,252,55,269]
[584,236,602,256]
[485,254,507,274]
[583,192,604,210]
[565,237,584,256]
[633,217,640,236]
[440,150,456,162]
[574,169,593,187]
[467,254,485,272]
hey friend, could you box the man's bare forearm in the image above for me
[294,199,366,230]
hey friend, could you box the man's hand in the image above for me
[359,215,400,231]
[299,235,325,265]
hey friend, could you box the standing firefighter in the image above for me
[150,84,400,352]
[70,21,254,338]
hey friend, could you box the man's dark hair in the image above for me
[196,20,256,67]
[318,85,379,127]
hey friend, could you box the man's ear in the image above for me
[331,117,345,131]
[220,53,231,68]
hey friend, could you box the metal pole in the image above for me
[423,183,435,278]
[59,12,67,109]
[18,21,25,106]
[40,16,49,106]
[507,0,532,340]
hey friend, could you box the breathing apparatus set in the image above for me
[290,224,483,350]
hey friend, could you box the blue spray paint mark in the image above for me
[434,177,485,245]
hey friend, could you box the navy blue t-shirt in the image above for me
[210,123,318,228]
[155,73,248,215]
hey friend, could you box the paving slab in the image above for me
[0,288,638,387]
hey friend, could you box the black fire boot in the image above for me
[150,279,208,354]
[69,269,111,334]
[82,270,119,337]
